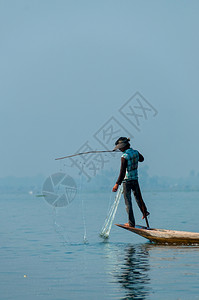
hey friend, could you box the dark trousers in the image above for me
[123,180,148,227]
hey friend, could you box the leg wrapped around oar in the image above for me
[123,180,150,228]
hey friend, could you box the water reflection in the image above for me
[104,243,151,300]
[117,244,150,299]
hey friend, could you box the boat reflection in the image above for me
[114,244,151,300]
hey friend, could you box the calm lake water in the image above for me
[1,190,199,299]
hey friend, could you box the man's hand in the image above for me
[112,183,119,192]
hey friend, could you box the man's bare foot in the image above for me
[142,212,150,220]
[124,223,135,227]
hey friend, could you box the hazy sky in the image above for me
[1,0,199,179]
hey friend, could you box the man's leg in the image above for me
[132,180,149,218]
[123,181,135,227]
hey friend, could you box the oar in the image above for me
[141,200,150,228]
[145,216,150,228]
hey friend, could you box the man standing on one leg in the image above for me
[112,137,149,227]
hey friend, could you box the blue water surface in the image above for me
[1,191,199,300]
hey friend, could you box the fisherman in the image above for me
[112,137,149,227]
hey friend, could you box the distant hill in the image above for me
[0,166,199,194]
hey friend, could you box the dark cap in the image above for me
[113,137,130,151]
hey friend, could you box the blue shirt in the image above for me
[122,148,139,180]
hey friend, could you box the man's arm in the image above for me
[116,157,127,184]
[112,157,127,192]
[138,152,144,162]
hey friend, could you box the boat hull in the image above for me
[116,224,199,245]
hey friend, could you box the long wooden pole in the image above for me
[55,150,115,160]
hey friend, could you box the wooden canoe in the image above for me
[116,224,199,245]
